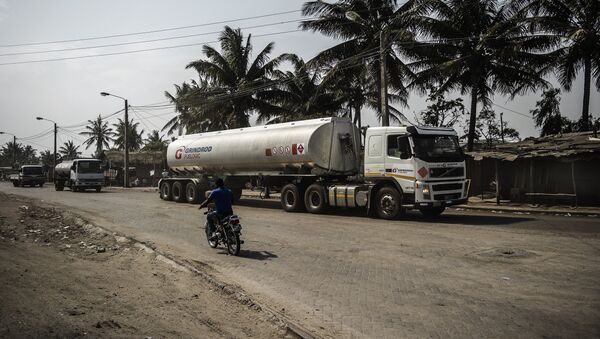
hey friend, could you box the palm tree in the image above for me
[530,88,573,136]
[0,141,23,167]
[59,141,81,160]
[257,55,346,123]
[517,0,600,130]
[142,130,168,152]
[22,145,37,164]
[39,150,55,167]
[300,0,414,125]
[79,115,114,157]
[112,118,144,151]
[409,0,552,151]
[183,26,289,129]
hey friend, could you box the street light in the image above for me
[101,91,129,188]
[345,10,389,127]
[35,117,58,182]
[0,131,17,168]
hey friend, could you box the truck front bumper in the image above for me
[414,198,468,208]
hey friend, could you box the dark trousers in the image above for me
[206,211,232,235]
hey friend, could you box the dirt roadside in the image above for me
[0,192,290,339]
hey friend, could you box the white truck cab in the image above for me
[364,125,469,217]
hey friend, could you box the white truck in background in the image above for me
[54,159,104,192]
[158,117,469,219]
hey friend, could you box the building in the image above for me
[104,150,165,187]
[466,132,600,206]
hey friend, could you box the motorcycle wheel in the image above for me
[205,222,218,248]
[224,225,241,256]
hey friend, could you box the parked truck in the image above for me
[55,159,104,192]
[158,117,470,219]
[9,165,46,187]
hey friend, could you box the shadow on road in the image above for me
[238,250,278,261]
[238,198,535,226]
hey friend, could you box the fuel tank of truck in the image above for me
[167,117,360,175]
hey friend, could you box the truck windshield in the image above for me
[78,161,102,174]
[22,167,43,175]
[412,135,464,162]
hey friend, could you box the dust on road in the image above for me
[0,192,286,338]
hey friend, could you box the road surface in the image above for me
[1,182,599,338]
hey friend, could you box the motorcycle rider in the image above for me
[199,178,234,241]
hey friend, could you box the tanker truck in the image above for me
[158,117,470,219]
[55,159,104,192]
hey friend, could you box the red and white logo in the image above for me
[292,143,305,155]
[175,147,184,160]
[297,143,305,154]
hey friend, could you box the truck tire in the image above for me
[95,186,102,193]
[39,182,44,188]
[304,184,327,214]
[12,181,18,187]
[160,181,173,201]
[55,181,64,191]
[375,186,403,220]
[172,181,186,203]
[281,184,305,212]
[20,181,24,188]
[185,182,201,204]
[420,206,445,218]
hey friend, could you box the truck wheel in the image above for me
[39,182,44,188]
[95,186,102,193]
[20,181,24,188]
[304,184,327,214]
[172,181,186,203]
[160,181,172,201]
[185,182,201,204]
[281,184,305,212]
[420,206,445,218]
[375,186,403,220]
[13,181,18,187]
[55,182,64,191]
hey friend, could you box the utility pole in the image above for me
[500,112,505,143]
[380,29,389,127]
[101,92,129,188]
[124,99,129,188]
[53,122,57,182]
[12,135,16,168]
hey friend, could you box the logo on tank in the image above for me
[265,143,305,156]
[174,146,212,160]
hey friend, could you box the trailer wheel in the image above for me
[281,184,305,212]
[160,181,172,201]
[375,186,403,220]
[420,206,445,218]
[55,181,64,191]
[95,186,102,193]
[185,182,201,204]
[304,184,327,214]
[172,181,186,203]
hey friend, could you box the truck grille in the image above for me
[429,167,464,178]
[433,183,463,191]
[434,193,462,201]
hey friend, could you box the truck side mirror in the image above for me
[400,152,411,160]
[71,165,76,171]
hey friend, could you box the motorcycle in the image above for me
[203,207,243,256]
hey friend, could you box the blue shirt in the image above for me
[208,187,233,215]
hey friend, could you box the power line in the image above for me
[0,29,302,66]
[0,18,310,58]
[0,9,301,48]
[492,102,532,119]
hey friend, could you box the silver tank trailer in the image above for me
[54,160,75,177]
[167,117,361,175]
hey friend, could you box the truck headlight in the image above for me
[423,184,430,200]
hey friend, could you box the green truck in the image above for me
[9,165,46,187]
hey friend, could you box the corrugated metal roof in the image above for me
[467,132,600,161]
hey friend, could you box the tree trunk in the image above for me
[467,87,478,152]
[582,57,591,131]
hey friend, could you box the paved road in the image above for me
[2,182,599,338]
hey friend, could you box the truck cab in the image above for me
[364,125,469,218]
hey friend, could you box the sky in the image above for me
[0,0,598,157]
